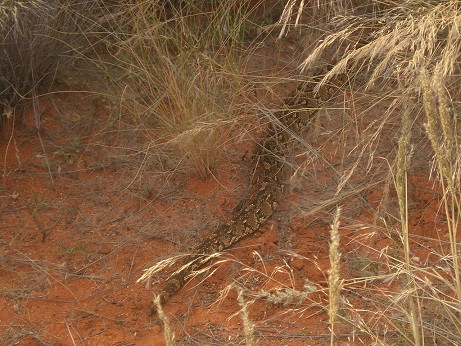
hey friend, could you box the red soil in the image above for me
[0,55,451,345]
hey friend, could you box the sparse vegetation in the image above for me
[0,0,95,128]
[280,0,461,344]
[91,0,283,177]
[1,0,461,345]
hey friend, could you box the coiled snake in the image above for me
[148,68,346,315]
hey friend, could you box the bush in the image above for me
[0,0,95,128]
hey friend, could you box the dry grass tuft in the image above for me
[0,0,96,130]
[92,0,281,177]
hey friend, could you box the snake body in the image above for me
[151,70,344,314]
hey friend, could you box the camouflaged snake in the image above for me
[149,69,346,315]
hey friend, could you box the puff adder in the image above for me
[150,69,346,315]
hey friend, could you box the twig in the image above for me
[26,204,60,242]
[2,107,17,181]
[20,163,112,175]
[32,89,54,186]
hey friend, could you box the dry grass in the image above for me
[153,295,176,346]
[0,0,95,129]
[91,0,284,178]
[328,206,343,345]
[277,0,461,344]
[3,0,461,344]
[100,0,461,344]
[237,288,258,346]
[135,1,461,343]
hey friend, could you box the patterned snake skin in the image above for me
[150,69,346,315]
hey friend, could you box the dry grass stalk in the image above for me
[237,289,258,346]
[396,103,421,345]
[278,0,304,38]
[137,253,223,288]
[153,295,176,346]
[278,0,361,38]
[420,66,461,310]
[0,0,52,28]
[328,206,343,345]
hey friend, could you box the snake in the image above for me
[149,68,345,315]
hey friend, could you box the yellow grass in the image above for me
[4,0,460,344]
[135,0,461,342]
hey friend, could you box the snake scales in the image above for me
[150,68,345,315]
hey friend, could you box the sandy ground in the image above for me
[0,39,448,345]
